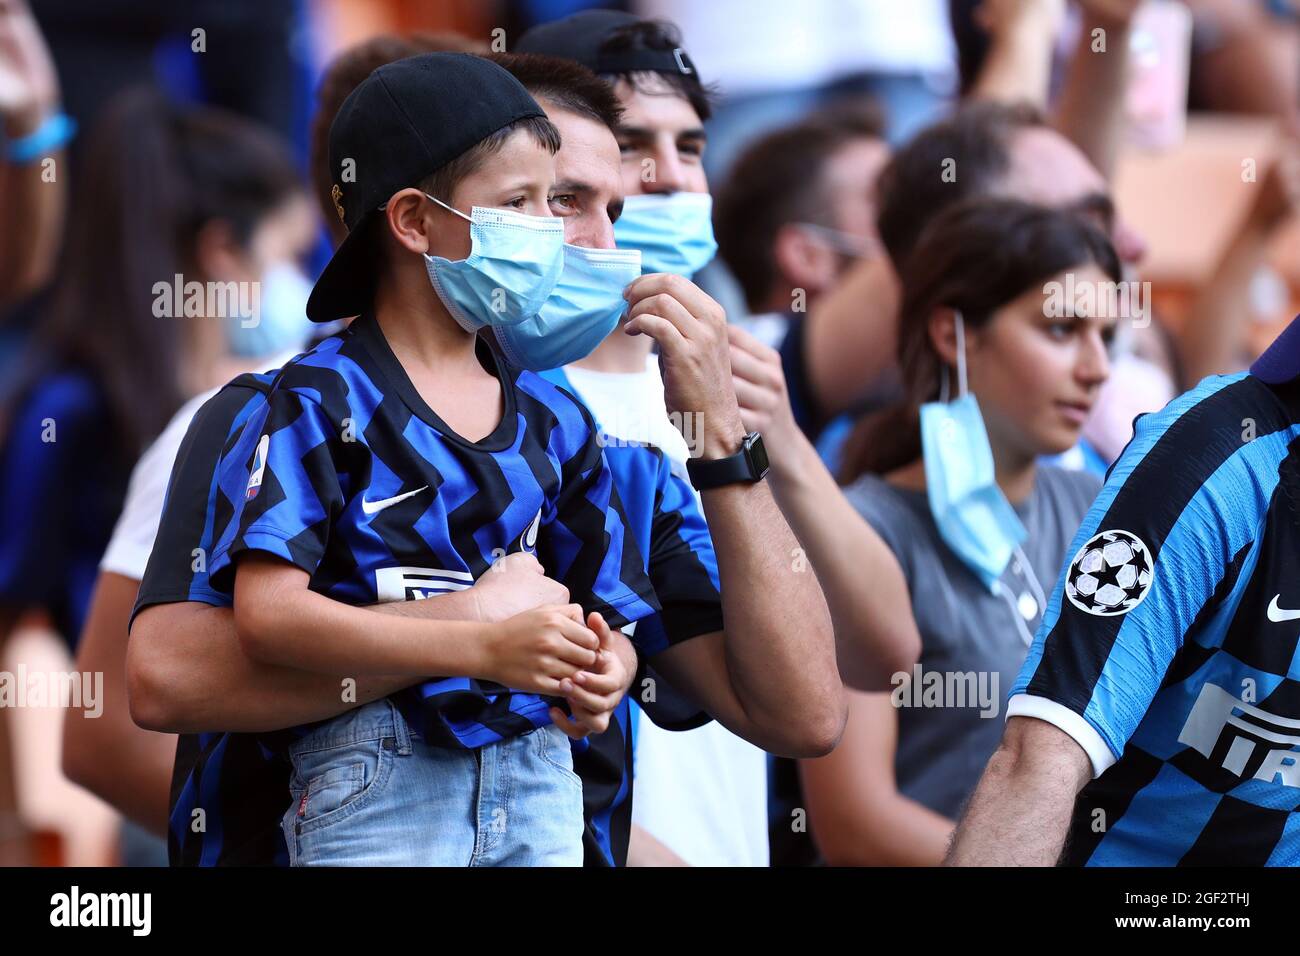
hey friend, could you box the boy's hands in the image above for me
[549,612,638,740]
[480,603,600,695]
[470,552,569,623]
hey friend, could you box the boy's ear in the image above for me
[384,187,434,255]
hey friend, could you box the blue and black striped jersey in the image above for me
[138,334,720,868]
[1009,357,1300,865]
[132,369,291,867]
[207,315,661,751]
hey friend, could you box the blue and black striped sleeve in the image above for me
[537,402,661,636]
[207,387,348,592]
[633,454,723,656]
[1009,374,1290,776]
[132,383,268,624]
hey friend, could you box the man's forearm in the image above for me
[803,256,901,419]
[946,720,1090,866]
[766,429,921,689]
[1054,13,1134,181]
[697,459,842,747]
[130,590,483,734]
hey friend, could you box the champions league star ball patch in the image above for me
[1065,529,1153,617]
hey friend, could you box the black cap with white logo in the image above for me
[515,9,698,78]
[308,52,545,323]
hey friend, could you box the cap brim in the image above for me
[306,211,381,323]
[1250,313,1300,385]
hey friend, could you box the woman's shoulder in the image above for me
[842,472,929,535]
[1034,464,1104,519]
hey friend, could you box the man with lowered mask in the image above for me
[516,10,867,867]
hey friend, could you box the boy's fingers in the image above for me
[548,707,590,740]
[586,611,611,645]
[551,639,599,669]
[561,679,620,713]
[556,614,600,650]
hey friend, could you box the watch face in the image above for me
[745,433,769,478]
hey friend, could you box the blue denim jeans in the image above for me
[280,699,584,866]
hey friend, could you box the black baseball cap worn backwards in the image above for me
[309,52,545,323]
[515,9,699,78]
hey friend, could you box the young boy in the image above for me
[207,53,661,866]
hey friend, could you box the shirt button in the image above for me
[1018,592,1039,621]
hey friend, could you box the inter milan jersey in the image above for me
[133,370,292,866]
[1009,359,1300,865]
[207,314,661,750]
[540,365,723,865]
[135,335,718,868]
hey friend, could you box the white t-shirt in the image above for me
[99,389,217,581]
[561,356,770,867]
[100,349,303,581]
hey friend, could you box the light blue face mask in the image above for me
[227,261,313,358]
[492,243,641,371]
[422,193,565,333]
[920,311,1030,593]
[612,192,717,277]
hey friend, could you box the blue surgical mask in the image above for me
[920,311,1028,592]
[422,193,565,333]
[612,193,717,277]
[227,261,313,358]
[493,243,641,371]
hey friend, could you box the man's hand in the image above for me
[549,612,637,740]
[728,324,800,464]
[623,273,747,459]
[470,552,569,623]
[480,604,600,696]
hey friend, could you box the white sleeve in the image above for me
[1005,693,1118,779]
[99,392,212,581]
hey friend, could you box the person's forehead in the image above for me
[547,106,621,193]
[612,77,703,135]
[822,138,890,193]
[1006,126,1107,206]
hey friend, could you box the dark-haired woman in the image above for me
[729,198,1120,865]
[0,87,311,863]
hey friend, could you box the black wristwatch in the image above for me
[686,431,769,491]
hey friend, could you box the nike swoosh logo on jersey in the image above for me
[362,485,429,515]
[1267,595,1300,623]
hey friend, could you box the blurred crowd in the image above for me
[0,0,1297,868]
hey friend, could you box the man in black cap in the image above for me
[948,314,1300,866]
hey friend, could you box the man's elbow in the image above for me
[126,628,184,732]
[775,693,846,758]
[232,599,280,664]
